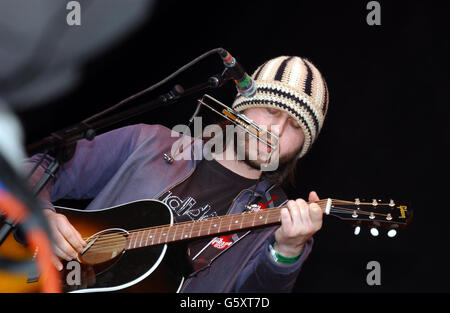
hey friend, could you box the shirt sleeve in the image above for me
[233,233,314,292]
[23,124,144,210]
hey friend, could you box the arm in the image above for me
[24,124,144,269]
[25,124,143,208]
[234,234,313,292]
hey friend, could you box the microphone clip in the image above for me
[218,49,256,98]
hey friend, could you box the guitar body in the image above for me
[1,200,187,293]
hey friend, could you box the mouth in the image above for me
[254,141,274,163]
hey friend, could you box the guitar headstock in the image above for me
[327,198,413,237]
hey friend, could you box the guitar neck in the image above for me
[124,199,332,250]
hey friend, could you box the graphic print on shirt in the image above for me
[210,234,235,250]
[208,195,277,250]
[161,190,218,221]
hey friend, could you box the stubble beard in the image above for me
[233,133,297,172]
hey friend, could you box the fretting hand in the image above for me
[274,191,323,257]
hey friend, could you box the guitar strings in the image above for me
[79,200,393,254]
[79,202,329,253]
[79,199,334,244]
[81,207,289,253]
[77,199,387,249]
[80,198,393,243]
[81,206,372,254]
[79,199,336,242]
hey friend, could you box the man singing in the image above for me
[27,55,329,292]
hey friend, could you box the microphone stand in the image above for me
[0,70,229,255]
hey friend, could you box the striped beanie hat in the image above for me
[232,56,329,159]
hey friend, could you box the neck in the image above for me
[211,143,262,180]
[124,199,331,250]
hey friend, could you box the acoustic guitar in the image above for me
[0,197,412,293]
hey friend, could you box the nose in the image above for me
[270,115,289,138]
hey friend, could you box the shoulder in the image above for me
[134,123,191,142]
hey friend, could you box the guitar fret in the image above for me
[128,233,133,249]
[133,232,139,248]
[183,225,190,239]
[135,232,140,248]
[162,227,168,243]
[133,231,138,248]
[220,217,226,233]
[145,229,149,247]
[209,219,217,235]
[205,219,210,235]
[253,212,260,227]
[230,217,237,231]
[164,227,169,243]
[207,219,213,235]
[179,223,185,240]
[125,233,132,250]
[157,228,162,244]
[188,223,193,239]
[189,223,194,238]
[170,225,176,242]
[197,220,202,237]
[265,212,271,224]
[148,230,154,246]
[139,231,144,247]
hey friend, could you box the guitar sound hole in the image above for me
[79,229,128,265]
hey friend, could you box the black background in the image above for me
[13,0,447,293]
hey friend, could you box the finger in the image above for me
[53,229,79,260]
[48,223,73,260]
[57,222,84,256]
[287,200,300,227]
[281,203,294,227]
[51,254,63,271]
[69,224,86,252]
[294,198,308,226]
[308,191,320,202]
[309,203,324,225]
[53,243,72,262]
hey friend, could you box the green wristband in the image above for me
[268,243,302,265]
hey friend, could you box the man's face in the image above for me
[236,107,305,170]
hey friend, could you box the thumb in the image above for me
[308,191,320,202]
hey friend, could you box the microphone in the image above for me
[218,48,256,98]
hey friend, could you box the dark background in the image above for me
[11,0,447,292]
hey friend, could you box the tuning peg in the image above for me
[370,228,379,237]
[387,229,397,238]
[353,226,361,235]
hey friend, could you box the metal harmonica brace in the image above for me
[196,94,279,155]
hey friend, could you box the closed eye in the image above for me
[266,107,279,115]
[290,118,301,129]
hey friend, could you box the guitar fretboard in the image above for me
[124,200,330,250]
[125,208,278,250]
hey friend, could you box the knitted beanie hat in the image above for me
[231,56,329,159]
